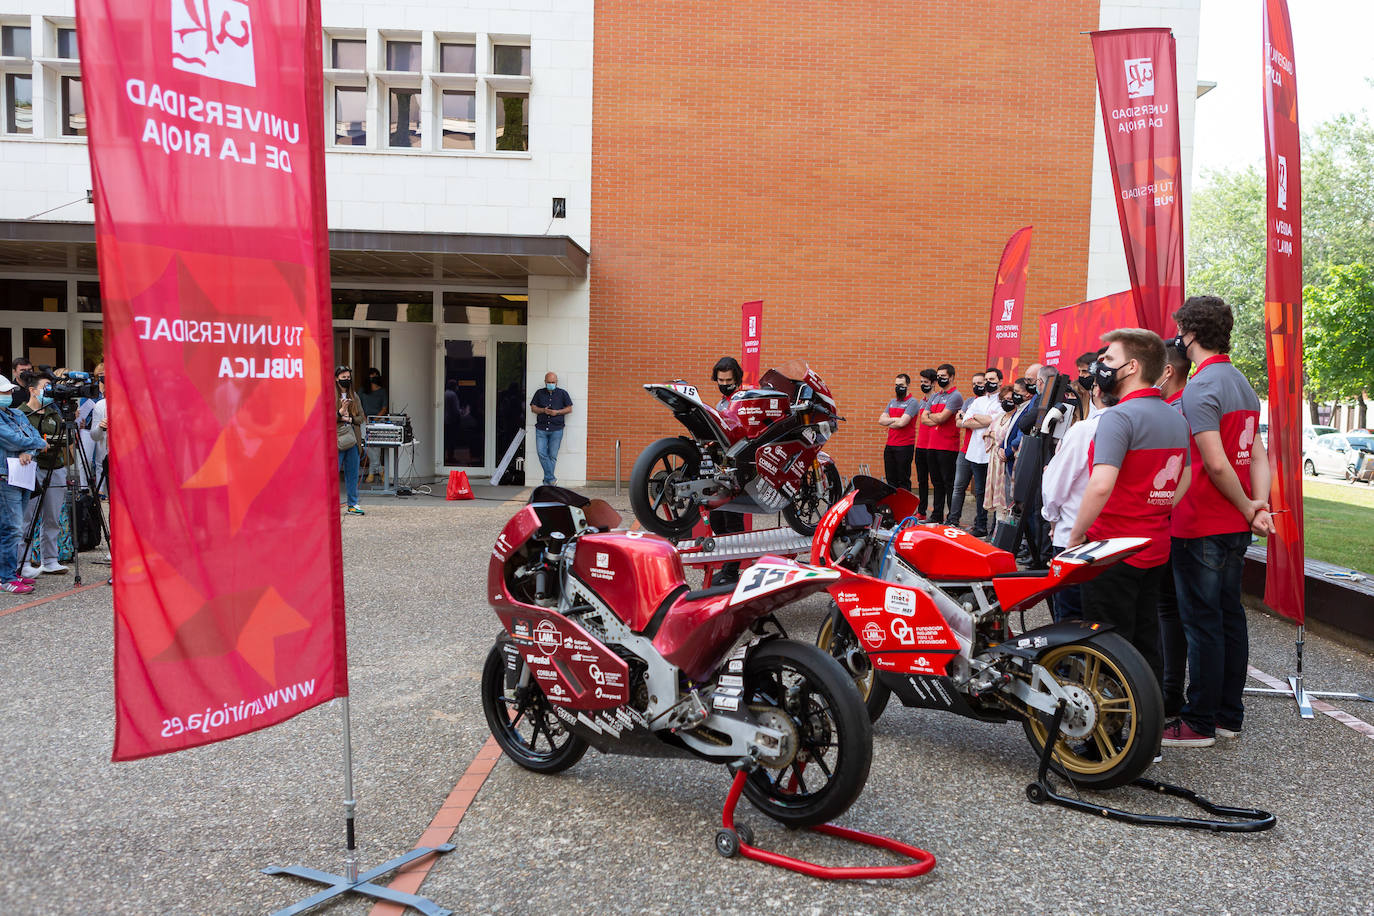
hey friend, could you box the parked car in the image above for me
[1302,426,1338,456]
[1304,433,1374,482]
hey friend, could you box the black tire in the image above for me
[630,437,702,539]
[481,643,588,774]
[1019,632,1164,791]
[1303,459,1316,477]
[714,829,740,858]
[739,639,873,828]
[783,462,844,536]
[816,607,891,723]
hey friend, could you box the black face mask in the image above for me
[920,382,933,394]
[1000,398,1016,412]
[936,375,950,388]
[1012,392,1027,404]
[718,381,739,398]
[1091,359,1130,404]
[1026,380,1037,394]
[337,378,352,390]
[1078,373,1095,390]
[894,385,908,399]
[972,383,986,396]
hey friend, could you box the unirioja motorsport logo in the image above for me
[172,0,257,88]
[1124,57,1154,99]
[1277,155,1288,211]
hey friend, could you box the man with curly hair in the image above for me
[1164,296,1275,748]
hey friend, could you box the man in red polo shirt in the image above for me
[921,363,963,524]
[913,368,937,517]
[879,372,919,491]
[1164,296,1275,748]
[1068,329,1191,688]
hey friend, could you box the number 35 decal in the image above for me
[730,561,837,603]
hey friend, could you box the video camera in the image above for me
[22,365,102,402]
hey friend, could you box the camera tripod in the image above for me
[21,402,110,587]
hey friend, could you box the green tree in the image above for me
[1304,262,1374,427]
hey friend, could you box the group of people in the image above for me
[0,358,109,595]
[880,296,1270,749]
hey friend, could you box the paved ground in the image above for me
[2,485,1373,915]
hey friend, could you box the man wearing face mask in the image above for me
[1062,352,1098,423]
[879,373,919,491]
[1068,330,1192,695]
[530,371,574,486]
[335,366,366,515]
[19,373,73,575]
[951,370,997,535]
[921,363,963,524]
[0,375,46,592]
[912,368,938,516]
[1164,296,1273,748]
[708,357,747,581]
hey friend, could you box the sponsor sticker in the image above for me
[534,620,561,654]
[861,621,886,647]
[884,587,916,617]
[891,618,917,646]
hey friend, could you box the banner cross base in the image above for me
[264,843,456,916]
[1244,679,1374,721]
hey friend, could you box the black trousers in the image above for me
[1156,556,1186,718]
[883,444,914,492]
[1081,560,1165,690]
[927,449,958,523]
[914,447,931,515]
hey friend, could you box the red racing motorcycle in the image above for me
[809,477,1165,789]
[630,359,843,539]
[480,487,873,828]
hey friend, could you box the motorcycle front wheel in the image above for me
[629,437,703,539]
[782,461,844,536]
[816,607,891,723]
[481,643,588,774]
[1019,632,1163,790]
[740,640,873,828]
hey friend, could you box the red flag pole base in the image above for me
[1243,626,1374,718]
[716,768,936,880]
[263,845,455,916]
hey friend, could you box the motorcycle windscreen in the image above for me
[829,575,961,676]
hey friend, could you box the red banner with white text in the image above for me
[76,0,348,760]
[741,300,763,387]
[1038,291,1137,372]
[984,226,1033,380]
[1091,29,1185,337]
[1262,0,1305,623]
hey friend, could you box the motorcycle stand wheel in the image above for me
[1025,783,1048,805]
[734,823,755,846]
[816,608,891,724]
[782,462,844,537]
[629,437,702,539]
[481,643,589,774]
[715,828,741,858]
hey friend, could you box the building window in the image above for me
[56,27,78,59]
[0,278,66,311]
[495,92,528,152]
[331,38,366,70]
[4,73,32,134]
[492,45,530,76]
[441,91,475,150]
[1,24,31,58]
[388,87,420,148]
[439,43,475,74]
[61,75,85,136]
[385,40,420,72]
[334,86,366,146]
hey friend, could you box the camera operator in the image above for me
[18,371,71,575]
[0,376,46,593]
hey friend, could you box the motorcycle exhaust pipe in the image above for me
[843,645,871,679]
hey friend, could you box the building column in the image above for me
[525,274,589,486]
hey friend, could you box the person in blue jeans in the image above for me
[530,372,573,486]
[0,375,47,593]
[335,366,365,515]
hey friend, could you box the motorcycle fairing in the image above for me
[981,619,1117,662]
[570,531,688,632]
[810,483,921,566]
[892,524,1018,581]
[880,672,1013,721]
[828,573,961,676]
[990,537,1151,614]
[643,382,740,444]
[719,389,791,439]
[493,603,630,711]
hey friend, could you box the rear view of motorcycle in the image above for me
[479,487,872,830]
[629,360,844,539]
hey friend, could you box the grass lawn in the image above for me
[1285,479,1374,576]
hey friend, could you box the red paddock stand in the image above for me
[715,770,936,880]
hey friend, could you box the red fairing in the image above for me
[755,440,809,495]
[652,557,838,681]
[488,506,542,607]
[829,574,961,676]
[720,392,790,440]
[492,605,629,710]
[571,531,687,632]
[892,525,1017,581]
[991,537,1151,614]
[811,491,858,565]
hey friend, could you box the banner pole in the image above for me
[341,696,359,883]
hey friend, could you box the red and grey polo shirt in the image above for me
[885,396,919,447]
[925,387,964,452]
[1172,355,1263,539]
[1086,387,1191,568]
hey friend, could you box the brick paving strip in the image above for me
[0,583,106,619]
[1248,665,1374,741]
[368,737,503,916]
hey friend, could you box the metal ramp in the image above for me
[677,527,814,566]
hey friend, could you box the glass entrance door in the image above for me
[443,339,486,466]
[440,328,526,477]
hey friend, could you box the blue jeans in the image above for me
[949,455,988,532]
[0,482,28,580]
[535,428,563,485]
[338,446,360,507]
[1173,532,1251,735]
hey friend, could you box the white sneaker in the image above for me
[40,560,69,574]
[20,563,43,579]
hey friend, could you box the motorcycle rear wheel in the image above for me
[629,437,703,539]
[481,643,588,774]
[816,608,892,723]
[740,640,873,828]
[1019,632,1163,790]
[783,462,843,536]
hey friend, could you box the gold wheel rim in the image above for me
[817,616,874,702]
[1026,643,1138,776]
